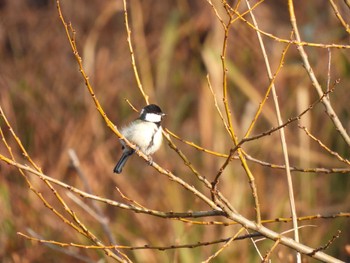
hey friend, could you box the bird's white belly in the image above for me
[121,122,162,155]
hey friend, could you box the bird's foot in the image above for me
[147,156,153,166]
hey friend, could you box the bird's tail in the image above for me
[113,149,134,174]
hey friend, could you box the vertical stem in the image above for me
[217,1,261,224]
[245,0,300,261]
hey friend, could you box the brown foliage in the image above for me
[0,0,349,262]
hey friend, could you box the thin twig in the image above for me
[261,239,280,263]
[244,152,350,174]
[206,75,230,135]
[26,229,96,263]
[307,230,342,256]
[243,40,291,138]
[288,0,350,147]
[242,80,338,144]
[230,5,350,49]
[18,231,261,251]
[122,0,149,104]
[176,212,350,226]
[124,98,139,112]
[328,0,350,34]
[116,186,150,210]
[299,126,350,165]
[201,228,245,263]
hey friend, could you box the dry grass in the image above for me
[0,0,350,262]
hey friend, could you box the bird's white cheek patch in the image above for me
[145,113,162,123]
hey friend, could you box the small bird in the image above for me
[113,104,165,174]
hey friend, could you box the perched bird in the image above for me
[113,104,165,174]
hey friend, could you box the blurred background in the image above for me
[0,0,349,262]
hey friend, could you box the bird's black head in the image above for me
[143,104,163,114]
[139,104,165,123]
